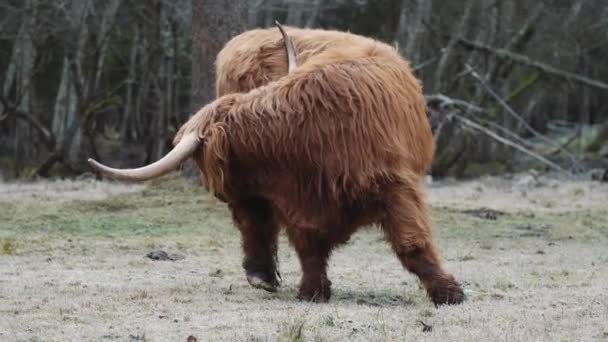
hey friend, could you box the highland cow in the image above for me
[88,25,465,305]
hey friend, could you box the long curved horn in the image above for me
[87,132,200,182]
[275,21,297,73]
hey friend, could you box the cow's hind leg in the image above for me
[287,229,332,303]
[382,182,465,305]
[230,198,280,292]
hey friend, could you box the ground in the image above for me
[0,173,607,341]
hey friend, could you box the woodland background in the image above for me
[1,0,607,180]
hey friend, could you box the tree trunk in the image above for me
[285,0,306,27]
[191,0,248,109]
[433,0,476,92]
[395,0,432,62]
[2,0,36,177]
[305,0,323,28]
[51,0,91,139]
[120,25,140,140]
[93,0,123,93]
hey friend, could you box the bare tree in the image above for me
[433,0,476,92]
[395,0,432,62]
[191,0,249,108]
[1,0,607,179]
[2,0,36,176]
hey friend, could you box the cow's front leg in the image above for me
[230,198,280,292]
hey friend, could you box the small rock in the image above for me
[491,293,505,300]
[513,224,533,231]
[515,173,541,187]
[146,250,185,261]
[513,223,553,237]
[519,232,542,238]
[209,269,223,277]
[535,250,546,255]
[101,334,121,340]
[462,207,504,220]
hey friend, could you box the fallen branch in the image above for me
[473,115,536,150]
[464,64,581,167]
[425,94,484,113]
[32,152,62,178]
[413,57,438,72]
[456,38,608,91]
[504,3,543,51]
[427,93,537,148]
[452,113,571,176]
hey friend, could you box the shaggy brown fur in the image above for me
[175,26,464,305]
[215,27,408,93]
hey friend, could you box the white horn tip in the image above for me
[87,158,105,171]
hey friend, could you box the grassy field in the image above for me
[0,174,607,341]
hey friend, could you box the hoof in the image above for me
[246,272,279,292]
[429,281,466,306]
[297,279,331,303]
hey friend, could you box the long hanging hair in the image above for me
[174,27,433,200]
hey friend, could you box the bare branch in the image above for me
[464,64,581,166]
[67,55,85,102]
[426,92,578,173]
[456,39,608,91]
[452,114,571,176]
[0,97,8,121]
[425,93,484,113]
[504,3,543,51]
[433,0,476,91]
[413,57,438,72]
[0,96,56,148]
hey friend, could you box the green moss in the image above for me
[1,238,16,255]
[0,177,232,239]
